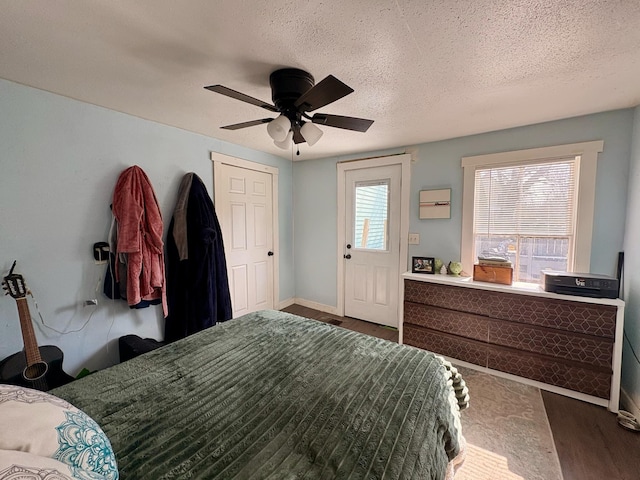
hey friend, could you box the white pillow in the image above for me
[0,384,118,480]
[0,449,78,479]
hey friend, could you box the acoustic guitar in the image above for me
[1,262,74,391]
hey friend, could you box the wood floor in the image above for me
[282,304,640,480]
[542,390,640,480]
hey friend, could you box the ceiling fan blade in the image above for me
[312,113,374,132]
[220,118,274,130]
[294,75,354,112]
[204,85,278,112]
[292,123,305,144]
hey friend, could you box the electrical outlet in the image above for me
[408,233,420,245]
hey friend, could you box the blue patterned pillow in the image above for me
[0,384,118,479]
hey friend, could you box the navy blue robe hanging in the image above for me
[164,173,232,342]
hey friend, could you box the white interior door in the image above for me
[215,163,274,318]
[344,164,401,327]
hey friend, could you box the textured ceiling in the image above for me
[1,1,640,160]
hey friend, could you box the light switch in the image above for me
[408,233,420,245]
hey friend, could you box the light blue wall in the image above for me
[294,109,633,307]
[410,110,633,276]
[0,78,294,374]
[4,76,637,399]
[622,105,640,411]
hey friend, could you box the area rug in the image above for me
[455,366,564,480]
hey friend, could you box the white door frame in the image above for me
[211,152,280,310]
[336,154,411,321]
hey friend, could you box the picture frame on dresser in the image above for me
[412,256,435,274]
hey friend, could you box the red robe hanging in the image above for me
[112,165,168,316]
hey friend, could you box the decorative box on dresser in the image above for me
[401,272,625,411]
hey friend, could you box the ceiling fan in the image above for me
[205,68,374,150]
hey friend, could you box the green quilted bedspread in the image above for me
[52,310,462,479]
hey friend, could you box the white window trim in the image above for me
[460,140,604,275]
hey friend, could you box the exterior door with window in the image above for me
[214,163,274,317]
[344,164,401,327]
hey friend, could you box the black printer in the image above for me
[541,271,619,299]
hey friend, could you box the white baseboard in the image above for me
[291,298,339,316]
[275,297,295,310]
[620,388,640,417]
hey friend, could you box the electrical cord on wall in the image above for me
[104,250,117,356]
[30,272,102,335]
[624,330,640,366]
[617,254,638,368]
[618,331,640,431]
[616,252,640,431]
[31,289,98,335]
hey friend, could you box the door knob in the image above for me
[344,254,351,259]
[268,251,274,256]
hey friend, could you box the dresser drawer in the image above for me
[488,318,613,369]
[404,279,617,337]
[488,345,611,399]
[404,301,489,342]
[404,299,614,368]
[403,324,488,367]
[403,323,612,399]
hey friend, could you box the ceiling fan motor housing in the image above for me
[269,68,315,116]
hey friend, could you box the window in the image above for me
[461,141,603,283]
[474,159,576,282]
[354,180,389,250]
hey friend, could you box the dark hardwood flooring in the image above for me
[282,304,399,342]
[282,304,640,480]
[542,390,640,480]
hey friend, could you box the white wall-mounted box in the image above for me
[419,188,451,219]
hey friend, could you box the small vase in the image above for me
[448,261,463,276]
[434,258,443,273]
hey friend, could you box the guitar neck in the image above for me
[16,297,43,366]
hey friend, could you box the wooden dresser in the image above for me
[401,272,625,411]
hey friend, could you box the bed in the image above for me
[45,310,466,479]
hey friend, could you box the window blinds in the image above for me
[473,157,577,237]
[354,181,389,250]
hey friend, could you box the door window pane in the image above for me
[354,180,389,250]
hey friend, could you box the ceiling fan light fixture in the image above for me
[300,122,323,146]
[267,114,291,142]
[274,130,293,149]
